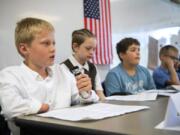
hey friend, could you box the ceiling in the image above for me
[110,0,180,34]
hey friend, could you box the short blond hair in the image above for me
[159,45,178,57]
[15,17,54,56]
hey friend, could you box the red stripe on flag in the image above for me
[105,0,110,63]
[84,18,87,28]
[107,0,113,63]
[101,0,107,64]
[96,20,100,64]
[99,0,104,64]
[94,20,98,64]
[108,0,113,64]
[105,0,109,64]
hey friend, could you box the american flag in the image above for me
[83,0,113,64]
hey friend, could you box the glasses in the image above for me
[166,55,179,61]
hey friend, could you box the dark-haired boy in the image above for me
[104,37,155,96]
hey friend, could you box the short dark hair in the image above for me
[116,37,140,61]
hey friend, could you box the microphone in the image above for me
[72,66,81,76]
[72,66,90,99]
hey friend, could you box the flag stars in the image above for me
[84,0,100,19]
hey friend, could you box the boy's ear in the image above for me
[19,43,29,56]
[119,52,125,60]
[160,54,165,61]
[72,43,79,52]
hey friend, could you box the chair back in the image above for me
[0,106,10,135]
[101,81,107,96]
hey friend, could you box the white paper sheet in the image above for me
[106,92,158,101]
[155,93,180,131]
[142,89,178,97]
[144,89,177,93]
[38,103,149,121]
[156,121,180,131]
[169,85,180,91]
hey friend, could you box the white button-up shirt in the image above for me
[0,63,99,120]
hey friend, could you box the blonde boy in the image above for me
[0,17,98,135]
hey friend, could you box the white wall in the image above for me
[0,0,110,80]
[111,0,180,34]
[1,0,180,80]
[110,0,180,69]
[0,0,83,67]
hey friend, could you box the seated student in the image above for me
[61,28,106,100]
[153,45,180,89]
[0,17,99,135]
[104,37,156,96]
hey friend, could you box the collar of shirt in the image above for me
[69,55,89,72]
[20,62,53,81]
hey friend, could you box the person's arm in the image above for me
[146,69,156,89]
[153,68,171,88]
[75,74,99,103]
[104,72,121,96]
[76,74,92,93]
[60,64,99,105]
[165,57,180,85]
[38,104,49,113]
[0,72,43,119]
[96,91,106,100]
[94,70,106,100]
[0,85,43,119]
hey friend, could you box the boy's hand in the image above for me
[174,61,180,70]
[76,74,92,92]
[38,103,49,113]
[164,56,174,70]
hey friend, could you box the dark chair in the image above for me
[0,106,10,135]
[101,81,107,96]
[101,81,131,96]
[110,92,132,96]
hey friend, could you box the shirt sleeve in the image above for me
[104,71,121,96]
[153,69,169,88]
[94,66,103,91]
[79,90,99,104]
[0,72,42,119]
[146,70,156,89]
[177,72,180,80]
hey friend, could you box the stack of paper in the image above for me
[168,85,180,91]
[105,89,179,101]
[38,103,149,121]
[144,89,178,96]
[106,92,158,101]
